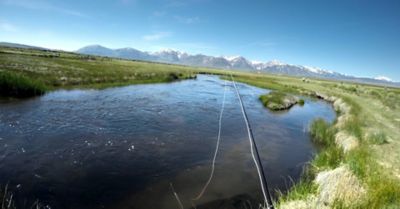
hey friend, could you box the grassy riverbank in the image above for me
[0,46,197,97]
[230,73,400,208]
[0,71,47,97]
[1,46,399,208]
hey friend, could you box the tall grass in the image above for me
[310,118,336,146]
[345,145,400,208]
[277,178,318,204]
[277,166,318,205]
[310,118,344,169]
[0,71,47,97]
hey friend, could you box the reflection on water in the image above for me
[0,75,335,209]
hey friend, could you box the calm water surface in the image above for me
[0,75,335,209]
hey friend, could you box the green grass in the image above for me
[259,91,300,111]
[310,118,336,146]
[231,73,400,208]
[259,91,286,104]
[309,118,344,169]
[298,99,305,106]
[345,145,400,208]
[277,179,318,203]
[368,131,388,145]
[0,46,198,97]
[276,165,318,206]
[0,71,47,97]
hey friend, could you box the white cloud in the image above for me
[375,76,393,82]
[142,32,171,41]
[0,20,17,32]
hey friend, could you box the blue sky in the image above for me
[0,0,399,81]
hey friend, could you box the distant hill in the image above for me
[0,42,47,50]
[77,45,399,87]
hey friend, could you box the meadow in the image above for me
[0,46,197,95]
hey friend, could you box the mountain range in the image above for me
[0,42,398,87]
[76,45,398,87]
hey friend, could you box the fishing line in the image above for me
[192,79,228,201]
[170,183,184,209]
[230,74,274,209]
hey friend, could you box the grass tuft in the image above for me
[368,131,388,145]
[298,99,305,106]
[309,118,336,146]
[344,116,363,141]
[259,91,300,111]
[277,165,318,205]
[0,71,47,97]
[310,118,344,169]
[312,145,344,169]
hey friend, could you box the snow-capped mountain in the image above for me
[375,76,393,82]
[76,45,398,86]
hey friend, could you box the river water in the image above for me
[0,75,335,209]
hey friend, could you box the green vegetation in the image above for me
[309,118,344,169]
[310,118,336,146]
[368,131,388,145]
[231,73,400,208]
[259,91,300,111]
[298,99,305,106]
[0,71,46,97]
[277,178,318,203]
[0,46,197,97]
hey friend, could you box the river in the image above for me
[0,75,335,209]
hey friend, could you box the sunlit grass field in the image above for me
[0,46,197,93]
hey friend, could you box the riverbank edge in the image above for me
[0,70,197,98]
[228,74,400,209]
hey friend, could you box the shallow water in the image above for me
[0,75,335,209]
